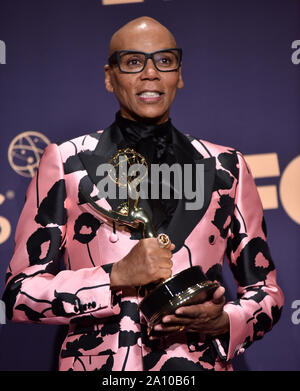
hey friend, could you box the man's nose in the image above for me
[140,58,160,79]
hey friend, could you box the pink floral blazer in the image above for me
[2,125,284,371]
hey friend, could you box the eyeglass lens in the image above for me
[119,50,180,72]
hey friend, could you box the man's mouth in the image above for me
[138,91,161,98]
[137,91,164,102]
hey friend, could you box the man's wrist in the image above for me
[213,311,230,336]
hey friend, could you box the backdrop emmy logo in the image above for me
[0,40,6,64]
[8,131,51,178]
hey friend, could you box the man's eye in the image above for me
[127,57,142,66]
[156,55,174,66]
[160,57,171,63]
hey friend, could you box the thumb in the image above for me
[211,285,225,304]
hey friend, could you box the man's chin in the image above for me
[125,109,169,125]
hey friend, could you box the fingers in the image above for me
[159,257,173,269]
[142,238,174,258]
[154,268,172,282]
[174,288,226,319]
[148,285,228,339]
[150,320,188,339]
[117,237,175,287]
[147,236,175,252]
[149,238,174,278]
[211,286,226,304]
[150,315,196,338]
[156,256,173,281]
[153,323,182,332]
[163,240,175,251]
[174,305,201,318]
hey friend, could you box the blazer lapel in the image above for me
[156,129,216,252]
[77,123,126,212]
[162,155,216,252]
[77,124,216,252]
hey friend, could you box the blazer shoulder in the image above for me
[186,134,239,158]
[186,135,242,180]
[199,138,238,156]
[54,129,104,160]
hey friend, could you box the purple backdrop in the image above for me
[0,0,299,371]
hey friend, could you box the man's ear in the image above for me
[177,65,184,89]
[104,64,114,93]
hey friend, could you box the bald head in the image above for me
[109,17,177,55]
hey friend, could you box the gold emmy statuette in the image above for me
[79,148,219,329]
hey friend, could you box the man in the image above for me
[2,17,284,371]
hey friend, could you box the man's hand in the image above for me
[150,285,229,338]
[110,238,175,289]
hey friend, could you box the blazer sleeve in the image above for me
[218,151,284,360]
[2,143,121,325]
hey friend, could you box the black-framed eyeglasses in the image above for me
[108,48,182,74]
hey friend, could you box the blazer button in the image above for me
[209,235,215,245]
[109,232,119,243]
